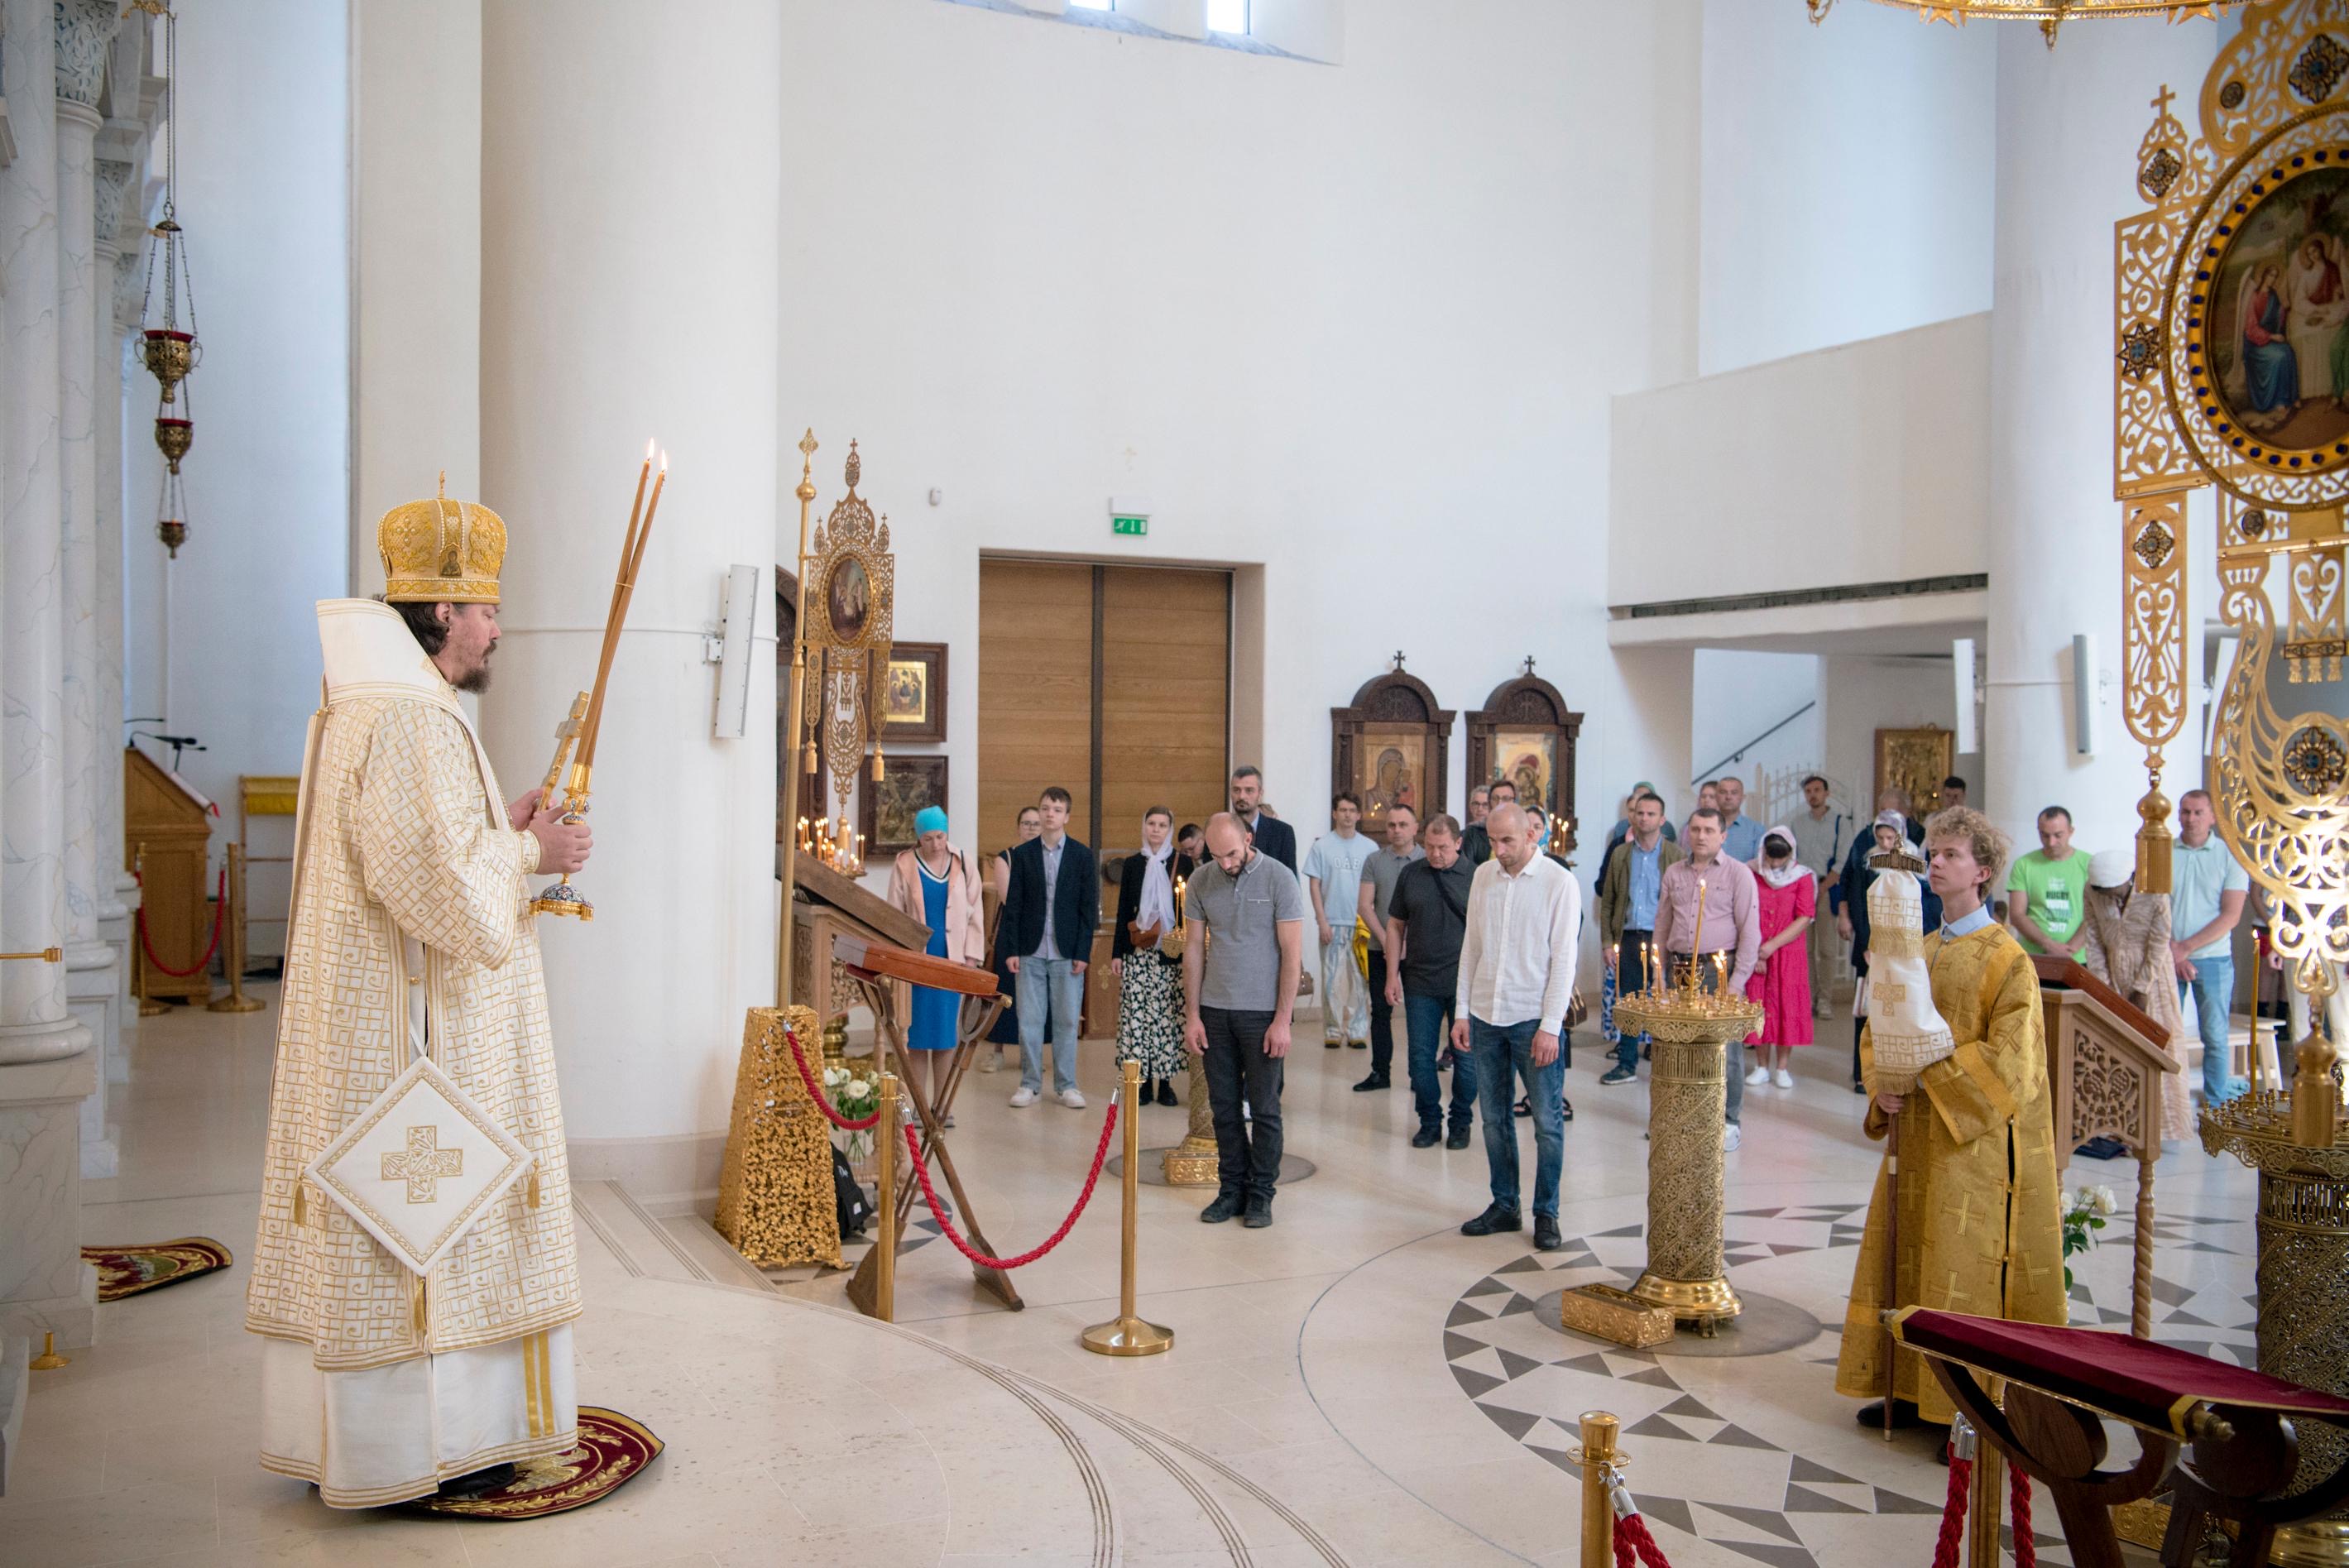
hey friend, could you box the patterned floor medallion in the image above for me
[82,1236,233,1302]
[405,1407,664,1520]
[1439,1204,2255,1567]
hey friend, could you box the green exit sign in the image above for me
[1111,515,1148,537]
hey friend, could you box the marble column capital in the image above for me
[92,155,132,247]
[54,0,123,108]
[111,244,142,334]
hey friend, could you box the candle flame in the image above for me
[659,448,669,473]
[645,437,655,461]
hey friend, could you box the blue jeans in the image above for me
[1404,990,1475,1134]
[1016,955,1084,1095]
[1471,1016,1566,1219]
[2181,952,2245,1104]
[1613,933,1651,1073]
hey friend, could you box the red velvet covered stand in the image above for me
[1891,1308,2349,1567]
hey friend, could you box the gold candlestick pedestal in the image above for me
[1575,979,1762,1340]
[1158,923,1219,1187]
[2199,1088,2349,1566]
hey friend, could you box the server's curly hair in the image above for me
[1923,806,2012,896]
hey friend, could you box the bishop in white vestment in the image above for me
[247,491,593,1508]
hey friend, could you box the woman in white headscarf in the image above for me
[1110,807,1194,1105]
[2077,847,2196,1141]
[1743,826,1818,1090]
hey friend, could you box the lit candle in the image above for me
[1714,951,1728,991]
[1176,875,1186,929]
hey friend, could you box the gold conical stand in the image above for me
[208,845,266,1013]
[1082,1060,1173,1357]
[29,1331,68,1370]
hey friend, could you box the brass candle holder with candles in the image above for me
[1563,879,1762,1344]
[534,443,667,920]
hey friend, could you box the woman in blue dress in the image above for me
[2241,262,2301,427]
[886,807,985,1128]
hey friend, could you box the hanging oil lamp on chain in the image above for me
[133,2,198,556]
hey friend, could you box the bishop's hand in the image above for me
[530,801,593,875]
[507,787,545,833]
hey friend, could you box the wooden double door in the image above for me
[978,559,1230,1033]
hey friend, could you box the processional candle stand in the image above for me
[2106,12,2349,1556]
[1157,880,1220,1187]
[1563,888,1761,1345]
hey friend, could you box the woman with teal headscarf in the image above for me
[886,805,985,1126]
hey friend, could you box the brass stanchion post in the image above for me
[874,1069,898,1323]
[1575,1410,1621,1567]
[28,1331,68,1371]
[1082,1058,1174,1356]
[134,843,165,1016]
[209,844,264,1013]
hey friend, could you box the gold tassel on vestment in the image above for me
[413,1287,427,1333]
[293,1183,306,1226]
[527,1170,541,1209]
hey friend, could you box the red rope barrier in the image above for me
[134,869,227,978]
[900,1098,1117,1270]
[2010,1460,2037,1568]
[778,1021,880,1131]
[1931,1451,1974,1568]
[1610,1513,1674,1568]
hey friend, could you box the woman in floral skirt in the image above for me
[1111,807,1193,1105]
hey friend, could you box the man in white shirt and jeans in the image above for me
[1451,803,1582,1252]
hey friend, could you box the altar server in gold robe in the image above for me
[245,489,593,1507]
[1834,806,2064,1430]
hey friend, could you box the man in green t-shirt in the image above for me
[2006,804,2093,958]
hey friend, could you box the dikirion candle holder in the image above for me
[1565,891,1762,1343]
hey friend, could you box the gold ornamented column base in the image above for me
[713,1005,844,1269]
[1163,1136,1218,1187]
[1624,1270,1743,1333]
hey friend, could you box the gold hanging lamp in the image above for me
[134,2,201,554]
[1806,0,2258,47]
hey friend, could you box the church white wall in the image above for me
[1608,313,1991,611]
[1696,0,1994,376]
[122,0,350,834]
[1689,649,1819,803]
[782,0,1703,888]
[1818,652,1977,822]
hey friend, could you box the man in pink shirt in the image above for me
[1651,807,1762,1149]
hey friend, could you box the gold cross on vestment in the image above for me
[1936,1271,1975,1311]
[382,1125,465,1203]
[1949,1190,1980,1238]
[2014,1254,2055,1297]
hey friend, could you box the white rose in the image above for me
[2092,1187,2117,1216]
[848,1079,870,1100]
[2059,1188,2077,1213]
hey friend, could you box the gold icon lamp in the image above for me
[1564,883,1762,1343]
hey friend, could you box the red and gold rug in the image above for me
[407,1407,664,1519]
[82,1237,233,1302]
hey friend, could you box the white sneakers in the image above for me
[1009,1086,1038,1108]
[1724,1124,1743,1152]
[1744,1064,1800,1089]
[1743,1065,1770,1086]
[1013,1085,1088,1109]
[1059,1088,1087,1110]
[980,1048,1002,1073]
[1773,1068,1795,1090]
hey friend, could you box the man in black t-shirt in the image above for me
[1383,813,1479,1148]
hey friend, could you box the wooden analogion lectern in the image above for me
[2031,955,2182,1340]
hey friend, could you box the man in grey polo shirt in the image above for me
[1182,812,1306,1229]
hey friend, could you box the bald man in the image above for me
[1182,813,1306,1228]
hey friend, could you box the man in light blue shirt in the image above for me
[1715,774,1765,864]
[2172,789,2251,1105]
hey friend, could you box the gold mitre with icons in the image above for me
[378,474,506,605]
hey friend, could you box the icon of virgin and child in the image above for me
[2220,170,2349,444]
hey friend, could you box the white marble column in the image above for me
[0,0,100,1354]
[474,0,779,1212]
[1985,22,2221,854]
[92,152,137,1034]
[55,0,124,1179]
[0,0,91,1069]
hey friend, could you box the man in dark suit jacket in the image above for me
[1001,786,1100,1109]
[1230,765,1297,874]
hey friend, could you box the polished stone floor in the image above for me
[1,991,2256,1566]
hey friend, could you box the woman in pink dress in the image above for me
[1743,826,1816,1090]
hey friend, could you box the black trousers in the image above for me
[1201,1005,1285,1201]
[1366,956,1397,1076]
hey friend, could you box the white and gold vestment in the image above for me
[247,519,581,1507]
